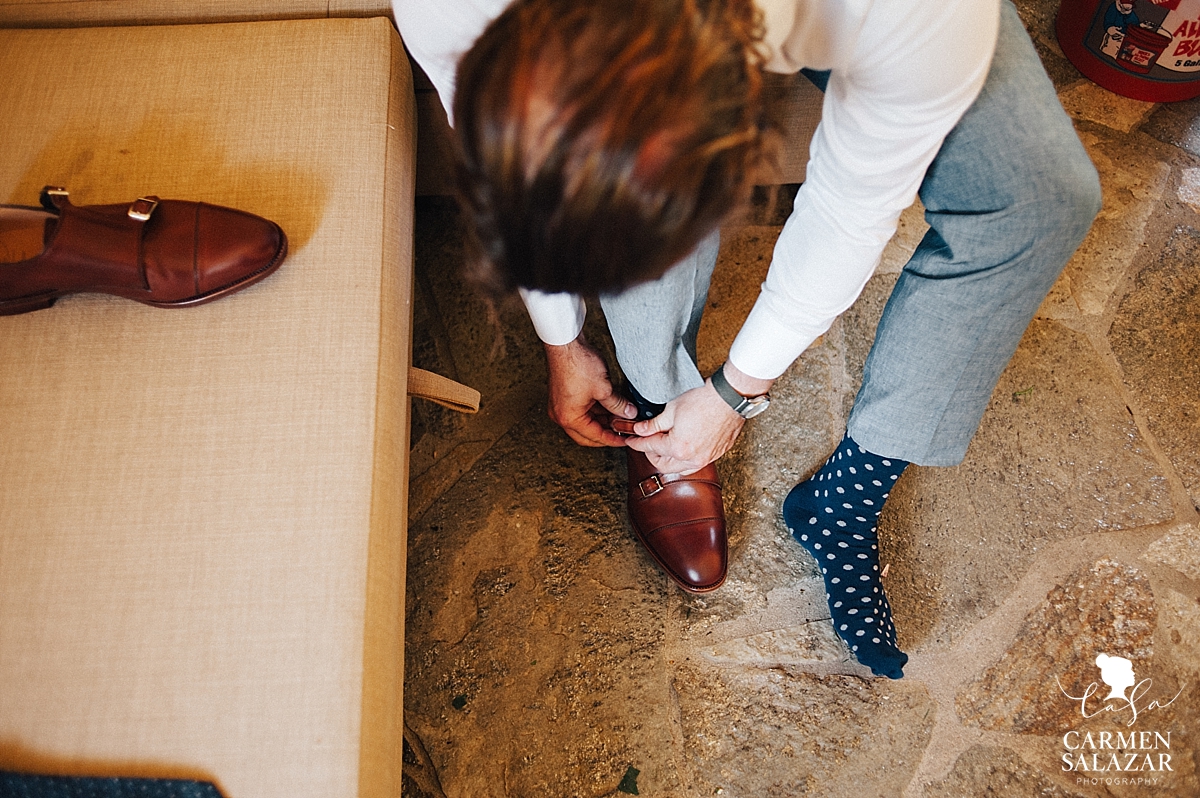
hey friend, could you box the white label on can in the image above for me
[1161,0,1200,72]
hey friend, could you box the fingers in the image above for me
[543,335,630,447]
[623,382,745,472]
[648,455,702,475]
[623,433,660,454]
[556,410,629,448]
[641,450,703,475]
[633,415,665,437]
[562,424,628,448]
[564,427,628,448]
[597,391,637,420]
[625,433,704,473]
[633,404,675,436]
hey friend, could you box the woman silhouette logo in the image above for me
[1095,653,1136,702]
[1059,653,1183,724]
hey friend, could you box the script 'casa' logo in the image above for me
[1056,653,1184,727]
[1057,654,1185,778]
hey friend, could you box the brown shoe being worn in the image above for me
[626,447,728,593]
[0,186,287,316]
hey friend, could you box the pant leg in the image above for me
[846,0,1102,466]
[598,229,720,404]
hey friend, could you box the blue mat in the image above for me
[0,773,223,798]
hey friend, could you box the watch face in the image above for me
[740,396,770,419]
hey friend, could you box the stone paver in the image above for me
[404,420,681,798]
[402,2,1200,794]
[1142,96,1200,158]
[923,746,1089,798]
[956,559,1156,735]
[1057,82,1156,135]
[674,666,934,797]
[1179,169,1200,214]
[1145,524,1200,583]
[1159,587,1200,668]
[1108,225,1200,510]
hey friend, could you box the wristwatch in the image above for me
[710,363,771,419]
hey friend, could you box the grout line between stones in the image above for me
[1079,317,1199,524]
[663,645,699,796]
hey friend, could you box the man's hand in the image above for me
[544,335,637,447]
[624,363,773,474]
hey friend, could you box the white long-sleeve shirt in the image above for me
[393,0,1001,379]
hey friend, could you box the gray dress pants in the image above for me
[599,1,1101,466]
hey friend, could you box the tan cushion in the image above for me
[0,0,388,28]
[0,17,412,798]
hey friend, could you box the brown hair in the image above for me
[453,0,769,299]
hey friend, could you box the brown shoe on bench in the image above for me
[0,186,287,316]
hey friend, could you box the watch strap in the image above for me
[710,364,745,411]
[710,363,769,418]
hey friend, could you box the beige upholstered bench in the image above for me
[0,2,819,795]
[0,10,415,797]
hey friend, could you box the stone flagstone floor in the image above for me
[400,2,1200,795]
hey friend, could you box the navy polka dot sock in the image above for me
[782,433,909,679]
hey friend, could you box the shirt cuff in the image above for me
[517,288,587,346]
[727,294,834,380]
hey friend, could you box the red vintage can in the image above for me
[1057,0,1200,101]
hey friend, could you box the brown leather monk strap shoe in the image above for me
[0,186,287,316]
[626,447,728,593]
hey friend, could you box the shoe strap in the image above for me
[637,471,720,499]
[37,190,158,291]
[39,186,71,212]
[127,196,159,221]
[40,187,161,223]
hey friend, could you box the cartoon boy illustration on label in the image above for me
[1102,0,1140,58]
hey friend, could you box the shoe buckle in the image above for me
[639,475,665,498]
[40,186,69,211]
[128,196,159,221]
